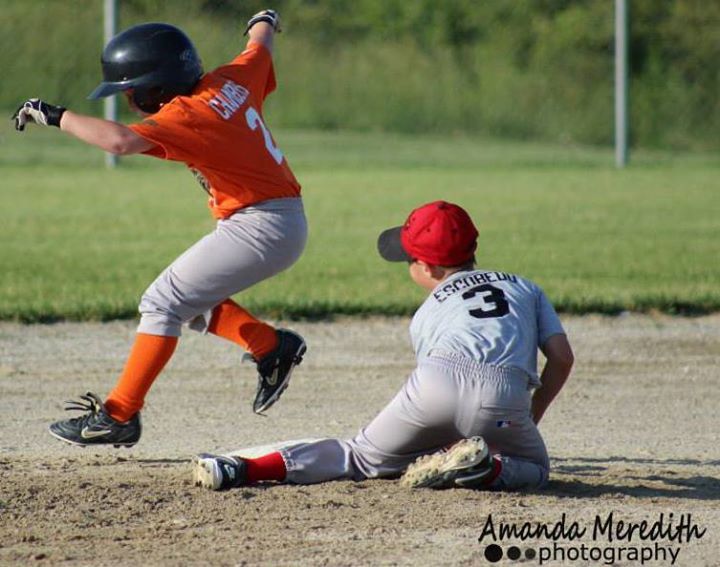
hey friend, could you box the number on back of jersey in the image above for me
[461,284,510,319]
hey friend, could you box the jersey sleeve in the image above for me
[536,287,566,346]
[128,102,205,162]
[225,41,277,102]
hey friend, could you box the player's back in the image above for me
[409,269,564,382]
[129,41,300,218]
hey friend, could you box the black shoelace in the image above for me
[62,392,103,424]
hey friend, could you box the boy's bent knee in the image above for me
[138,275,203,336]
[137,312,183,337]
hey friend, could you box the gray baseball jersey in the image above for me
[410,269,565,384]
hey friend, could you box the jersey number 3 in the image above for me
[462,284,509,319]
[245,106,284,165]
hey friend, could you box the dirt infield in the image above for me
[1,315,719,566]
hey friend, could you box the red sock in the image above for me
[105,333,178,422]
[484,456,503,486]
[208,299,278,359]
[245,452,287,482]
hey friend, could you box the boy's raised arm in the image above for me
[245,9,282,54]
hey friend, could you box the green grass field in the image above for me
[1,121,718,321]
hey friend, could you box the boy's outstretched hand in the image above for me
[12,98,66,131]
[244,9,282,35]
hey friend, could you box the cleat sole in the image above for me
[49,426,137,448]
[192,456,219,490]
[400,437,490,489]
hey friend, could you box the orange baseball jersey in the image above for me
[129,41,301,219]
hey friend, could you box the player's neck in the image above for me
[412,262,475,292]
[437,264,475,282]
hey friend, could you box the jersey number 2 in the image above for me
[462,284,509,319]
[245,106,284,165]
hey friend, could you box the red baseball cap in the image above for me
[377,201,478,266]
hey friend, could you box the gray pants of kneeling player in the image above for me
[280,353,549,490]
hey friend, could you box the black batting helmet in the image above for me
[88,22,203,113]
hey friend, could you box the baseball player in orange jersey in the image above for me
[12,10,307,447]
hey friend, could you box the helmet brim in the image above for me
[377,226,412,262]
[87,81,130,100]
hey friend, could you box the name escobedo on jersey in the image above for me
[433,272,517,303]
[208,80,249,119]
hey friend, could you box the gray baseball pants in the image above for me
[280,352,549,490]
[137,197,307,336]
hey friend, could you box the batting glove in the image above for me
[244,9,281,35]
[12,98,66,131]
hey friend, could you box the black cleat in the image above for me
[193,454,248,490]
[251,329,306,414]
[48,392,141,448]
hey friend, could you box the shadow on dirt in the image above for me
[546,457,720,501]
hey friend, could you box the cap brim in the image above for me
[377,226,412,262]
[87,81,127,100]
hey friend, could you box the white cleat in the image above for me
[193,453,247,491]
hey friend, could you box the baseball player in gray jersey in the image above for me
[193,201,574,491]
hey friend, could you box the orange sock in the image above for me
[208,299,278,359]
[245,452,287,483]
[105,333,178,422]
